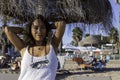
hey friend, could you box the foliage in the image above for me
[108,27,120,54]
[0,27,10,56]
[0,0,113,28]
[0,15,13,56]
[71,27,83,46]
[108,27,119,44]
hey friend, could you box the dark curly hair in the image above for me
[23,15,51,45]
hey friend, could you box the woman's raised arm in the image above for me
[51,21,66,51]
[4,27,26,52]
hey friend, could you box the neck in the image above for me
[35,41,46,46]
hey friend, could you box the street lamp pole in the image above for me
[101,29,103,54]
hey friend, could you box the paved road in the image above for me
[0,73,111,80]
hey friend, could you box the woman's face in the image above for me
[31,19,47,42]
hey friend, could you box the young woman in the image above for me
[4,15,66,80]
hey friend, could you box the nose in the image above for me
[37,28,42,34]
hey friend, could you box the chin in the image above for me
[36,39,44,42]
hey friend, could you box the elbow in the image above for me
[4,27,8,33]
[4,27,11,34]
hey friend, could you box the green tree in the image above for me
[108,27,119,54]
[71,27,83,46]
[108,27,119,44]
[0,15,12,56]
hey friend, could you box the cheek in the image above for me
[31,29,36,38]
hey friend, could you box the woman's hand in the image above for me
[50,21,66,29]
[54,21,66,28]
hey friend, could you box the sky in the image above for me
[62,0,120,45]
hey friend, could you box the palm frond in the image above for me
[0,0,113,28]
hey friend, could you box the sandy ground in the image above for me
[0,60,120,80]
[56,60,120,80]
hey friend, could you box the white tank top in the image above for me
[18,44,58,80]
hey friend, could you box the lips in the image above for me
[35,34,45,41]
[37,35,42,37]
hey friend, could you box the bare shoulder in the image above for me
[19,47,27,57]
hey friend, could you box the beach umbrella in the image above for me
[0,0,112,27]
[79,35,103,46]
